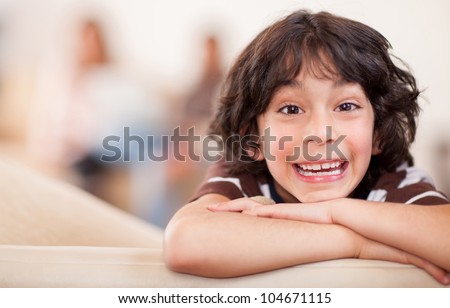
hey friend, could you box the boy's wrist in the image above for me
[329,223,365,259]
[330,198,358,226]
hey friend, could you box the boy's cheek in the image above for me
[260,139,301,162]
[258,125,304,161]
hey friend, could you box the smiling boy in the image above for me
[164,10,450,284]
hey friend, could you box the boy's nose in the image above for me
[303,112,336,146]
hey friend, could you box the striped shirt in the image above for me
[192,161,448,205]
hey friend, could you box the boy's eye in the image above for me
[279,105,302,115]
[335,102,360,112]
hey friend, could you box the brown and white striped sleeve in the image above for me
[367,164,448,205]
[189,161,265,202]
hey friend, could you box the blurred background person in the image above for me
[24,6,170,225]
[180,34,223,134]
[164,32,225,226]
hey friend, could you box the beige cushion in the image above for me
[0,158,162,247]
[0,245,443,287]
[0,157,446,287]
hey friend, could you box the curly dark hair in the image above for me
[210,10,420,195]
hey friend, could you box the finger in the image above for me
[361,239,449,285]
[241,204,297,219]
[404,253,450,285]
[246,203,331,223]
[249,196,275,205]
[241,205,281,217]
[207,198,261,212]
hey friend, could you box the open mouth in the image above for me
[294,161,348,177]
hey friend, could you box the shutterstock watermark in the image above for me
[101,126,347,163]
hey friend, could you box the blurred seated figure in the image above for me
[164,34,225,225]
[26,17,169,224]
[181,35,223,133]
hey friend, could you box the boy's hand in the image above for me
[357,236,449,285]
[208,197,335,224]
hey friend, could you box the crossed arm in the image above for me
[164,194,450,284]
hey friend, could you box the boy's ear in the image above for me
[246,144,265,161]
[372,132,381,155]
[241,125,265,161]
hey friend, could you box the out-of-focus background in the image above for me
[0,0,449,228]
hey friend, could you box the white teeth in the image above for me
[298,161,342,171]
[296,168,342,177]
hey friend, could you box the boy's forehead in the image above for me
[284,72,350,89]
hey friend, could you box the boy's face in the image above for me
[256,71,377,203]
